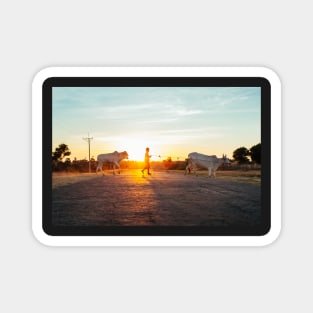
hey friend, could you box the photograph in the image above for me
[48,81,267,236]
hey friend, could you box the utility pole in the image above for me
[83,133,93,173]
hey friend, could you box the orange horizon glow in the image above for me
[56,142,235,163]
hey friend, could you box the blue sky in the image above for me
[52,87,260,161]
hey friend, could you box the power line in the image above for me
[83,133,93,173]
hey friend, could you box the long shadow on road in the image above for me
[52,171,261,227]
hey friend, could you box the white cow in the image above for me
[96,151,128,175]
[185,152,230,177]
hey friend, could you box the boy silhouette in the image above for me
[141,147,152,176]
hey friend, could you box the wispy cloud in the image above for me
[177,109,203,116]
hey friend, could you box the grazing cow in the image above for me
[185,152,230,177]
[96,151,128,175]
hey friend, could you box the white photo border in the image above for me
[32,67,281,246]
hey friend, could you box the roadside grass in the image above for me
[52,169,261,188]
[173,169,261,183]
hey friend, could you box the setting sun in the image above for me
[122,138,150,161]
[106,136,164,162]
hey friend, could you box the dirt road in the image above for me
[52,170,261,227]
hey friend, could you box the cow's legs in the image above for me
[96,162,102,175]
[96,162,105,175]
[188,161,196,175]
[184,163,191,175]
[191,163,197,176]
[113,162,120,174]
[208,167,212,177]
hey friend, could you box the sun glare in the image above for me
[123,138,150,161]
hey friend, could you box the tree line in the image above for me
[232,143,261,164]
[52,143,261,172]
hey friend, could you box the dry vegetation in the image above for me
[206,170,260,183]
[52,169,261,189]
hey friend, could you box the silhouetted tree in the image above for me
[52,143,71,162]
[233,147,250,164]
[249,143,261,164]
[52,143,71,171]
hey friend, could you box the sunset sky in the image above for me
[52,86,261,161]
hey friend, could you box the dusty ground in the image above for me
[52,169,261,227]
